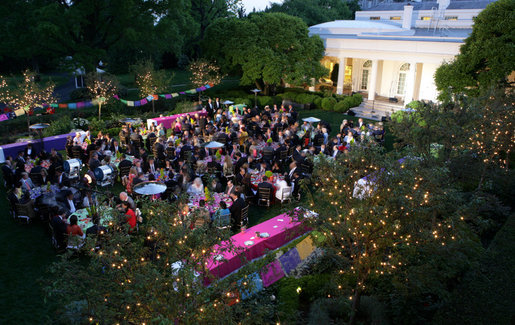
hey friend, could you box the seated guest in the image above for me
[86,214,107,237]
[50,209,69,250]
[118,192,136,211]
[212,201,230,227]
[187,177,204,196]
[257,175,275,200]
[40,169,50,186]
[110,140,122,154]
[8,182,31,205]
[88,152,101,171]
[53,170,70,187]
[271,161,283,174]
[225,180,236,196]
[143,157,158,175]
[20,172,35,192]
[133,172,145,186]
[64,190,77,214]
[122,201,137,231]
[24,143,36,160]
[229,192,245,234]
[66,215,84,237]
[211,178,223,193]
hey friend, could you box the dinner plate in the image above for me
[214,255,224,261]
[259,232,270,238]
[273,225,278,229]
[277,218,284,222]
[244,241,254,246]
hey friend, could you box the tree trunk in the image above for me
[98,102,102,120]
[476,162,488,192]
[349,289,362,325]
[26,111,31,134]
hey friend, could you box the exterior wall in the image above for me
[378,60,397,97]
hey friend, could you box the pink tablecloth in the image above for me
[146,110,207,129]
[204,212,309,284]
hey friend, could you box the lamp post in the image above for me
[251,89,261,108]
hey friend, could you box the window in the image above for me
[390,16,401,20]
[421,16,431,21]
[445,16,458,20]
[369,16,380,20]
[397,63,410,95]
[361,60,372,91]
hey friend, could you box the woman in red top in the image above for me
[67,215,84,237]
[122,201,137,230]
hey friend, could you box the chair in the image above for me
[300,162,312,176]
[276,186,292,204]
[214,212,231,230]
[147,135,157,151]
[257,187,272,207]
[287,146,295,159]
[30,172,43,187]
[119,165,132,180]
[314,135,324,147]
[131,137,142,151]
[240,205,249,229]
[66,234,85,250]
[72,146,83,159]
[14,201,34,223]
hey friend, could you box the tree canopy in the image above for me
[203,12,327,93]
[265,0,360,26]
[435,0,515,100]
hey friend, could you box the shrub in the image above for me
[257,96,274,107]
[406,100,422,110]
[43,116,74,137]
[279,92,299,101]
[314,97,323,109]
[174,100,197,113]
[321,97,337,111]
[233,97,252,107]
[69,88,92,101]
[105,127,122,138]
[334,101,347,113]
[352,93,363,105]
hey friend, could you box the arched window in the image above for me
[397,63,410,95]
[361,60,372,90]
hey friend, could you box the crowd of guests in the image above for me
[2,98,386,250]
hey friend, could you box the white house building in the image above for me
[308,0,496,117]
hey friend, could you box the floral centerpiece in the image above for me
[265,170,273,178]
[215,150,222,161]
[204,187,214,204]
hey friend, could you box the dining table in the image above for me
[72,206,115,231]
[203,209,313,284]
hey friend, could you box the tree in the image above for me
[301,147,475,324]
[86,72,119,120]
[435,0,515,101]
[131,60,174,113]
[203,13,327,94]
[266,0,359,26]
[0,69,57,133]
[44,197,276,323]
[188,59,224,99]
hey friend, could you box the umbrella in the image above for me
[29,123,50,130]
[120,118,141,124]
[250,89,261,94]
[302,117,321,123]
[402,108,416,112]
[222,100,234,105]
[133,181,167,195]
[204,141,225,149]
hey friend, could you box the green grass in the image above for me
[0,175,58,324]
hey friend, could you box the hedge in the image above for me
[321,97,337,111]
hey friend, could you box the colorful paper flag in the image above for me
[279,248,302,275]
[296,236,315,260]
[14,108,25,117]
[260,260,285,287]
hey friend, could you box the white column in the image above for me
[336,57,346,95]
[404,61,417,104]
[368,59,378,101]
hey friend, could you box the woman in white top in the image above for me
[275,179,291,201]
[187,177,204,196]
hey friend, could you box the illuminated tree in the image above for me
[0,69,57,133]
[44,196,273,323]
[86,72,119,120]
[301,147,473,324]
[132,60,174,113]
[188,59,224,100]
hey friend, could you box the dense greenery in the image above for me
[203,13,327,94]
[265,0,360,26]
[435,0,515,101]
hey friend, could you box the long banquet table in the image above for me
[204,211,310,284]
[0,133,74,163]
[146,110,207,129]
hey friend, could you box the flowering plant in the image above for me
[265,170,273,178]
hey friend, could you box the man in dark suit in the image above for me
[257,176,275,201]
[50,210,69,250]
[206,98,214,117]
[110,140,123,155]
[229,192,245,234]
[88,153,101,171]
[225,180,236,196]
[54,170,70,187]
[214,97,221,111]
[234,153,247,174]
[143,157,158,175]
[153,139,166,163]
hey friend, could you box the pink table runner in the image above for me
[146,110,207,129]
[204,212,308,284]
